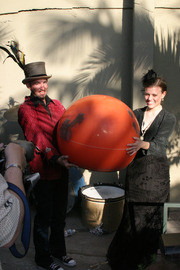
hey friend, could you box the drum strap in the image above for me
[7,182,31,258]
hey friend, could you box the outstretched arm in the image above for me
[2,143,26,248]
[1,141,34,248]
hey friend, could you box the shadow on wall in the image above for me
[86,171,120,186]
[170,184,180,202]
[31,6,153,105]
[0,5,179,189]
[27,6,153,188]
[0,97,24,144]
[0,23,13,47]
[33,12,125,102]
[155,33,180,167]
[154,33,180,202]
[33,9,179,181]
[0,25,25,143]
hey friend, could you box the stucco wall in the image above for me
[0,0,179,200]
[0,0,130,189]
[0,1,132,107]
[154,2,180,200]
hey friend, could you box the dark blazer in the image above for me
[133,107,176,158]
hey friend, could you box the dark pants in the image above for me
[33,172,68,267]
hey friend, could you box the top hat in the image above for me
[22,61,52,84]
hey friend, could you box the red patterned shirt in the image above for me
[18,95,65,180]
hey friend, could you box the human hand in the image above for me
[57,155,78,169]
[126,137,143,156]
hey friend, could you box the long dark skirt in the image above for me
[107,155,170,270]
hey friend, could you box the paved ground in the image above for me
[0,203,113,270]
[1,204,180,270]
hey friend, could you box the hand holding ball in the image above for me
[57,95,139,171]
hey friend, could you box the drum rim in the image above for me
[80,183,125,202]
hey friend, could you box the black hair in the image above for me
[142,69,167,92]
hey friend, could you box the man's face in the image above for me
[26,79,48,101]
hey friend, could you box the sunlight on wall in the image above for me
[155,9,180,55]
[0,1,179,191]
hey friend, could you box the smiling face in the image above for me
[144,85,166,110]
[26,79,48,102]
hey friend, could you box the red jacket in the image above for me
[18,95,65,180]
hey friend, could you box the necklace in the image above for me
[140,120,152,140]
[140,106,162,140]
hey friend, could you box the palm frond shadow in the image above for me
[69,41,123,100]
[0,24,14,65]
[45,14,179,165]
[31,7,155,100]
[155,33,180,166]
[0,7,179,165]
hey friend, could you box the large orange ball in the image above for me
[57,95,139,171]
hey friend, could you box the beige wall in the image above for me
[0,1,128,108]
[154,1,180,200]
[0,0,179,200]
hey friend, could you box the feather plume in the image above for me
[0,40,25,70]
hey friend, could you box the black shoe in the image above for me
[37,261,64,270]
[53,255,76,267]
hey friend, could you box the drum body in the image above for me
[81,184,125,232]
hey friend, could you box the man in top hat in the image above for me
[18,62,76,270]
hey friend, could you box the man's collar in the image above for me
[30,94,53,107]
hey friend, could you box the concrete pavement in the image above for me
[1,204,180,270]
[0,204,113,270]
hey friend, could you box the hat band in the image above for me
[26,73,47,78]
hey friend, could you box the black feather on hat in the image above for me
[0,40,51,84]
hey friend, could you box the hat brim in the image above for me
[22,75,52,84]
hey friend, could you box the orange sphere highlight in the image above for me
[57,95,139,171]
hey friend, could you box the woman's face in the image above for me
[144,86,166,110]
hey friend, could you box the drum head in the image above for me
[81,185,125,200]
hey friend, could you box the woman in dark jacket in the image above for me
[107,70,176,270]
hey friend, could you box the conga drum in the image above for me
[81,184,125,233]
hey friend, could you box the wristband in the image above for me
[5,163,22,172]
